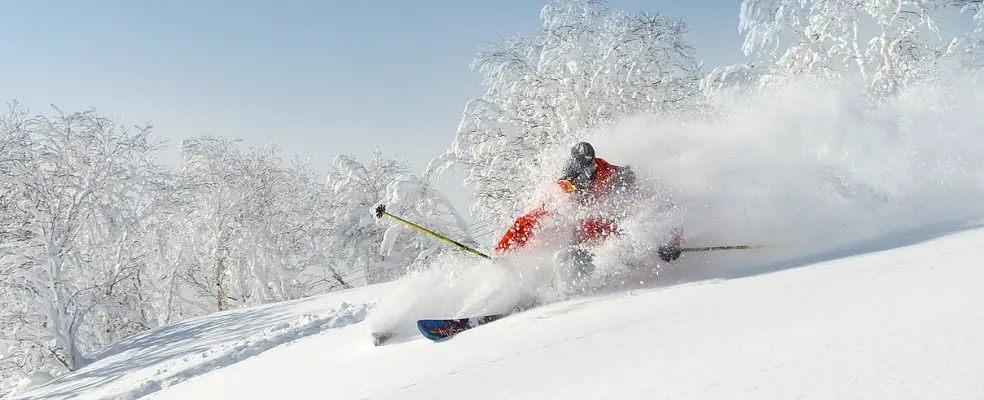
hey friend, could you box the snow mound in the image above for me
[15,300,371,400]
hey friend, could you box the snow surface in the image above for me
[16,222,984,400]
[12,282,397,400]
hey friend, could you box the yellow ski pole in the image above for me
[373,204,491,259]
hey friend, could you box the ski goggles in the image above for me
[557,179,577,193]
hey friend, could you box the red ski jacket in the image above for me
[494,157,628,254]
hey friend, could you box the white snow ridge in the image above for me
[15,299,370,400]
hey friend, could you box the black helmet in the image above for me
[559,142,597,192]
[571,141,595,160]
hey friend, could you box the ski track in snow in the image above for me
[13,293,379,400]
[127,303,368,400]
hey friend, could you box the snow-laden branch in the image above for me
[712,0,984,96]
[442,0,702,227]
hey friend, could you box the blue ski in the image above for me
[416,314,507,341]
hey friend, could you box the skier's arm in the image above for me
[494,206,549,254]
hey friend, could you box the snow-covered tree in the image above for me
[943,0,984,70]
[0,103,472,396]
[378,164,477,270]
[324,150,476,284]
[254,159,337,298]
[168,136,246,313]
[442,0,702,228]
[701,62,768,98]
[167,136,336,315]
[720,0,984,96]
[324,151,413,285]
[0,103,169,388]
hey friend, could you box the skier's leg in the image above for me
[569,247,595,284]
[555,246,595,294]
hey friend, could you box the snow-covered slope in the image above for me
[16,223,984,400]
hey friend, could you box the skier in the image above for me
[493,142,683,286]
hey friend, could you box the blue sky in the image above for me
[0,0,746,222]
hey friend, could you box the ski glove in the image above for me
[658,244,682,262]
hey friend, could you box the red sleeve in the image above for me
[494,206,549,254]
